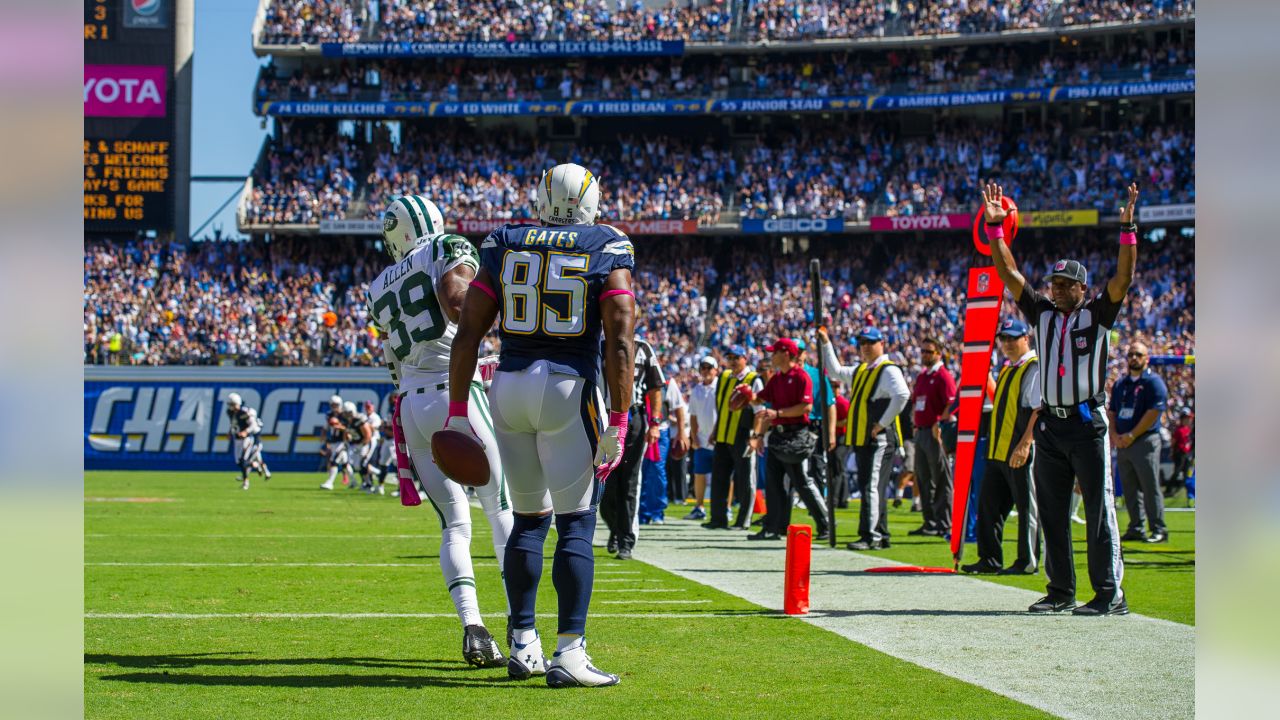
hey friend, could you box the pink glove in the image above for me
[594,411,629,481]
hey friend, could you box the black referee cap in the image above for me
[1047,259,1088,285]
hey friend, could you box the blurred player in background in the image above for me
[320,394,349,490]
[226,392,270,490]
[361,400,385,494]
[376,412,396,496]
[369,194,514,667]
[448,163,636,688]
[341,401,375,490]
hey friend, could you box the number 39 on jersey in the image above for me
[480,222,634,384]
[367,234,479,376]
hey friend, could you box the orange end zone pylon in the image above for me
[784,524,812,615]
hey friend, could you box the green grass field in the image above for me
[85,471,1193,719]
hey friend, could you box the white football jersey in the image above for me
[367,233,479,383]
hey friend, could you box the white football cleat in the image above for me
[507,631,548,680]
[241,479,250,491]
[320,480,334,490]
[546,640,619,688]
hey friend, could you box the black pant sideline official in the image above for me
[983,181,1141,616]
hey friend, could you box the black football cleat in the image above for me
[961,560,1002,575]
[462,624,506,668]
[1072,597,1130,616]
[1028,596,1077,613]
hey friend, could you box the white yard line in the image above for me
[86,562,644,572]
[88,562,434,568]
[86,533,439,539]
[86,611,729,620]
[618,519,1194,720]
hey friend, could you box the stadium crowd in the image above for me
[360,125,726,224]
[241,127,359,225]
[83,233,1194,415]
[255,36,1193,103]
[257,0,1194,45]
[240,117,1194,226]
[260,0,365,45]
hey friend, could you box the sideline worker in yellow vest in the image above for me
[818,326,910,551]
[962,318,1043,575]
[703,345,765,530]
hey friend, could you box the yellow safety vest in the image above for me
[845,360,901,448]
[988,357,1038,462]
[714,369,758,444]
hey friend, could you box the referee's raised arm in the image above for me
[1107,183,1141,303]
[981,182,1026,300]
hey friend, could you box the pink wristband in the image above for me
[983,224,1005,240]
[1119,231,1137,246]
[608,411,629,428]
[600,288,635,301]
[469,279,498,303]
[447,401,469,419]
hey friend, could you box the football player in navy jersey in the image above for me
[446,163,636,688]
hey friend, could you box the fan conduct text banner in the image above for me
[318,40,683,58]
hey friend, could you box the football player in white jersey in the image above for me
[227,393,270,490]
[368,194,514,668]
[320,395,350,490]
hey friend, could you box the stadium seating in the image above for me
[238,117,1194,226]
[255,0,1195,45]
[254,37,1194,103]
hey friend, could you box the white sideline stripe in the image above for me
[593,578,662,583]
[616,519,1194,720]
[86,611,726,620]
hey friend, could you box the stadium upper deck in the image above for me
[253,0,1195,49]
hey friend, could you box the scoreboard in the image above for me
[84,0,176,233]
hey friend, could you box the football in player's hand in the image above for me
[728,384,754,411]
[431,430,490,487]
[329,416,342,427]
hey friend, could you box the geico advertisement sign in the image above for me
[869,214,972,232]
[85,383,392,456]
[741,217,845,233]
[84,65,167,118]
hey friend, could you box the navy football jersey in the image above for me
[480,222,635,385]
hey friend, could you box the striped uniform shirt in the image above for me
[631,338,665,409]
[1015,288,1123,408]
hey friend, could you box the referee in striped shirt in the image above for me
[600,332,664,560]
[983,181,1139,617]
